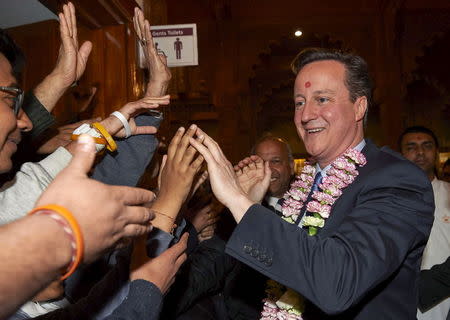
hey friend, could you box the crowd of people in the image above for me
[0,2,449,320]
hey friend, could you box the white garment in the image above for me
[417,178,450,320]
[0,147,72,225]
[20,298,70,318]
[265,196,282,213]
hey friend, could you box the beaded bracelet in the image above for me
[92,122,117,152]
[29,205,84,280]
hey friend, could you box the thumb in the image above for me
[262,161,272,188]
[78,41,92,67]
[66,134,96,175]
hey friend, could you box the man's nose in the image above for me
[16,109,33,132]
[300,102,318,124]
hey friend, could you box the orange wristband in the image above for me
[71,134,107,145]
[91,122,117,152]
[29,205,84,280]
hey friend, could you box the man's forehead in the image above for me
[402,132,435,144]
[294,60,346,93]
[256,140,287,156]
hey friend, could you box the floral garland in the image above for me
[260,148,367,320]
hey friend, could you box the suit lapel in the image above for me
[316,140,381,237]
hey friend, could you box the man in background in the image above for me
[400,126,450,319]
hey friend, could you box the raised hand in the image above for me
[130,233,188,294]
[234,155,271,203]
[189,127,254,223]
[133,7,171,96]
[151,125,205,231]
[36,135,155,263]
[34,2,93,112]
[53,2,92,88]
[99,95,170,138]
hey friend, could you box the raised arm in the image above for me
[33,2,91,114]
[133,7,171,97]
[0,136,155,319]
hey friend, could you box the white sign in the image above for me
[138,23,198,68]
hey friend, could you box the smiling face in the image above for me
[293,60,366,167]
[0,53,23,173]
[255,139,294,197]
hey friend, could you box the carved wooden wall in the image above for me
[6,0,450,164]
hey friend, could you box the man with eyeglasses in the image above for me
[0,86,23,116]
[0,53,32,173]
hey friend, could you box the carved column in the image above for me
[372,0,405,149]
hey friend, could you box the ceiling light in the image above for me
[294,30,302,37]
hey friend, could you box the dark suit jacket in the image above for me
[225,140,435,319]
[419,256,450,313]
[162,235,268,320]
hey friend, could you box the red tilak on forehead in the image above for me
[305,81,311,88]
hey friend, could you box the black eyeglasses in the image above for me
[0,86,24,116]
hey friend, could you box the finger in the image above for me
[63,4,72,37]
[262,161,272,187]
[190,154,204,173]
[112,185,156,205]
[168,233,188,258]
[124,206,155,224]
[68,2,77,42]
[78,41,92,66]
[59,12,70,44]
[189,136,217,168]
[144,20,156,52]
[133,8,142,39]
[248,161,257,171]
[174,124,198,164]
[141,94,170,103]
[157,154,167,190]
[175,252,187,268]
[137,8,145,35]
[255,157,264,170]
[167,127,185,159]
[122,224,153,238]
[64,134,96,175]
[132,125,158,135]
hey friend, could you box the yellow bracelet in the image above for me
[70,134,107,145]
[91,122,117,152]
[29,204,84,280]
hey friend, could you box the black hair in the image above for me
[0,28,25,79]
[398,126,439,150]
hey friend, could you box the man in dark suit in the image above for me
[190,48,435,319]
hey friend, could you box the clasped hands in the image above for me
[188,127,272,223]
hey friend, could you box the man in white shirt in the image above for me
[400,126,450,319]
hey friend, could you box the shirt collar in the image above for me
[315,139,366,178]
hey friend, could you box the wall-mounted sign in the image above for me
[138,23,198,68]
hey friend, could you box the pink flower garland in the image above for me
[281,148,366,235]
[260,148,367,319]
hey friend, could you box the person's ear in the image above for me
[354,96,367,122]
